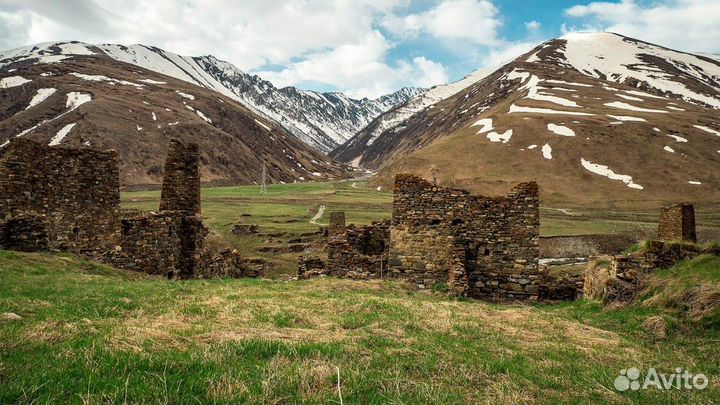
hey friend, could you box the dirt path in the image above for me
[310,205,325,225]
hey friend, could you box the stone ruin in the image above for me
[0,138,120,252]
[159,140,201,215]
[657,203,696,243]
[584,203,714,304]
[299,174,581,301]
[0,138,262,279]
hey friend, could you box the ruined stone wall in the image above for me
[584,241,718,304]
[387,227,459,289]
[110,211,208,278]
[159,140,201,215]
[657,203,696,243]
[297,220,391,280]
[0,216,48,251]
[388,174,540,300]
[328,212,346,237]
[326,220,391,279]
[539,233,636,258]
[0,139,120,251]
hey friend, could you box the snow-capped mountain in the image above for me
[337,32,720,206]
[0,41,350,186]
[0,41,424,153]
[332,67,495,164]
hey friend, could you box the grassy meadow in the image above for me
[1,180,719,404]
[121,180,720,276]
[1,250,719,404]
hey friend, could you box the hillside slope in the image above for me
[0,41,423,152]
[344,33,720,206]
[0,45,350,187]
[332,67,494,164]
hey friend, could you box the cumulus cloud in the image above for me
[0,0,543,97]
[564,0,720,53]
[383,0,502,46]
[258,32,449,98]
[0,0,407,69]
[525,20,541,31]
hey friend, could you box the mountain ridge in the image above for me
[0,41,425,153]
[335,32,720,206]
[0,44,351,187]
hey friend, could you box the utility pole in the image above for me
[260,160,268,195]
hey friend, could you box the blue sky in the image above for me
[1,0,718,98]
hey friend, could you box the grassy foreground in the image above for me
[1,250,719,404]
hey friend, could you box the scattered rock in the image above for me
[232,223,259,236]
[1,312,22,321]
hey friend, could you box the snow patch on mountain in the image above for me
[0,76,31,88]
[561,32,720,108]
[472,118,494,134]
[607,115,646,122]
[542,143,553,159]
[49,123,76,146]
[604,101,667,113]
[547,123,575,136]
[581,158,643,189]
[694,125,720,136]
[26,88,57,109]
[487,129,512,143]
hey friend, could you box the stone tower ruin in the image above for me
[160,139,201,215]
[388,174,540,299]
[657,203,696,243]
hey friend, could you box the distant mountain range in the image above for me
[0,41,351,186]
[3,34,719,207]
[0,42,424,153]
[333,32,720,206]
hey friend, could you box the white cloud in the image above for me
[0,0,542,97]
[525,20,541,31]
[564,0,720,53]
[0,0,409,70]
[483,41,538,67]
[383,0,502,46]
[258,32,448,98]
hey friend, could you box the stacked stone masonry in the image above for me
[0,138,120,252]
[298,217,391,280]
[160,140,201,215]
[0,138,261,279]
[299,175,579,301]
[110,211,208,278]
[657,203,696,243]
[389,174,542,300]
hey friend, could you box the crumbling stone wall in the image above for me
[326,220,391,279]
[0,138,260,280]
[539,233,636,258]
[657,203,696,243]
[389,174,541,300]
[584,241,718,304]
[160,140,201,215]
[0,138,120,252]
[111,211,208,278]
[0,216,48,251]
[297,218,391,279]
[328,212,346,237]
